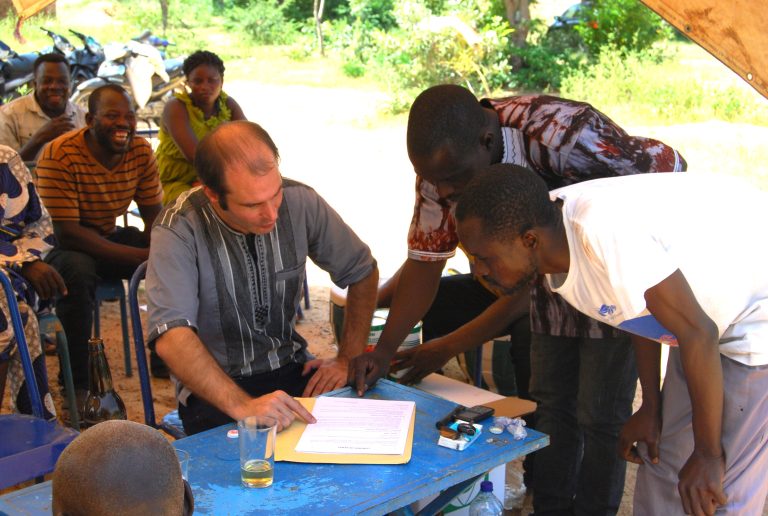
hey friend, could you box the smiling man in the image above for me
[0,53,86,161]
[456,165,768,515]
[36,84,163,398]
[146,121,378,435]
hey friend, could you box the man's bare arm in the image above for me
[302,264,379,396]
[138,202,163,241]
[349,258,445,394]
[395,291,529,384]
[618,336,661,464]
[18,115,76,161]
[644,269,726,515]
[338,265,379,360]
[156,326,314,430]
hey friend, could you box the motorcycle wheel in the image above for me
[70,66,95,89]
[71,88,92,113]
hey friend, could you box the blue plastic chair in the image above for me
[296,276,311,319]
[128,262,185,439]
[36,312,80,429]
[93,278,132,377]
[0,271,79,490]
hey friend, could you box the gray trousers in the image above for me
[634,347,768,515]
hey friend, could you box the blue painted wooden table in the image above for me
[0,380,548,515]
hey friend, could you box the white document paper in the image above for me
[295,397,415,455]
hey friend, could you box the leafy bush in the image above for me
[574,0,672,56]
[341,0,398,31]
[507,20,588,92]
[282,0,349,23]
[507,0,673,94]
[225,0,299,45]
[333,0,514,111]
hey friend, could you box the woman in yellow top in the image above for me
[156,50,247,204]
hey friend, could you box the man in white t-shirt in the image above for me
[455,164,768,515]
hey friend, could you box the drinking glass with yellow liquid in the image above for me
[238,416,277,488]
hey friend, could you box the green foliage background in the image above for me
[3,0,765,124]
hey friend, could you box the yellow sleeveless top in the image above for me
[156,90,232,204]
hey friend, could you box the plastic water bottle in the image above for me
[469,480,503,516]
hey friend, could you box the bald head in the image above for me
[52,420,185,516]
[195,120,280,207]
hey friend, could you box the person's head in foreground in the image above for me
[455,164,564,295]
[406,84,502,200]
[195,120,282,235]
[52,419,193,516]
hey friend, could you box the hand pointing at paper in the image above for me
[239,391,316,432]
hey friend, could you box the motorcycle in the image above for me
[40,27,75,59]
[70,40,185,125]
[132,30,174,58]
[0,40,38,104]
[40,27,103,85]
[68,30,105,84]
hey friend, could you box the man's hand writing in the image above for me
[240,391,316,432]
[618,404,661,465]
[302,357,348,397]
[393,338,454,385]
[677,450,726,516]
[20,261,67,300]
[348,350,389,396]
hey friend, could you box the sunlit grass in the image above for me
[630,121,768,191]
[223,46,381,91]
[559,41,768,126]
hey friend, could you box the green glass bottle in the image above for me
[83,337,127,427]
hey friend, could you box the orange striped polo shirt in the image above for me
[36,128,162,236]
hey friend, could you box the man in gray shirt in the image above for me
[147,121,379,434]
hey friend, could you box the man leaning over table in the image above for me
[455,166,768,515]
[146,120,379,435]
[351,84,686,516]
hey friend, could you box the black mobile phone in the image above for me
[454,405,494,424]
[435,405,464,430]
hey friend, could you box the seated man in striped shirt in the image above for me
[37,84,164,401]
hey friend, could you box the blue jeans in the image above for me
[530,332,637,516]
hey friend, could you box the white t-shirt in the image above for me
[546,173,768,366]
